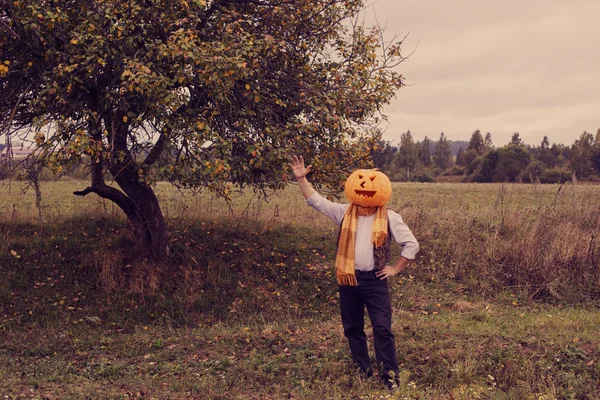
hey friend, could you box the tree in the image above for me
[570,131,594,179]
[471,149,499,182]
[550,143,569,168]
[462,149,481,175]
[396,130,418,180]
[541,135,550,149]
[418,136,432,167]
[592,129,600,174]
[494,144,531,182]
[535,135,558,168]
[1,0,407,259]
[510,133,523,146]
[467,129,484,155]
[371,139,397,174]
[483,132,493,152]
[433,132,452,170]
[455,147,465,166]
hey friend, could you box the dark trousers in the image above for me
[338,270,399,382]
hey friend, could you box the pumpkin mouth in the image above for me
[355,190,376,198]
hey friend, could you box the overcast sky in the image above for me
[365,0,600,147]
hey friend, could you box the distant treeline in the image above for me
[373,130,600,183]
[3,130,600,185]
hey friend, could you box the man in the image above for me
[289,155,419,389]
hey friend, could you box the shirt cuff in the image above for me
[400,245,419,260]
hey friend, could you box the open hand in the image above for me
[288,155,313,180]
[376,265,400,280]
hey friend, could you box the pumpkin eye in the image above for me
[369,176,376,181]
[358,174,363,179]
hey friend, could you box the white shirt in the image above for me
[306,191,419,271]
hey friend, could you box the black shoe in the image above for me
[360,367,373,378]
[381,375,399,390]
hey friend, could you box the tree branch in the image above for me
[75,117,136,216]
[73,183,136,217]
[142,132,167,168]
[0,18,20,40]
[105,114,137,181]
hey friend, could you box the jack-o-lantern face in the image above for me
[344,169,392,207]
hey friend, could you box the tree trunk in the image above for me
[114,178,169,261]
[75,180,169,260]
[107,117,168,260]
[73,163,169,260]
[127,189,169,261]
[73,115,170,260]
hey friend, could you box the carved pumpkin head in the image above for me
[344,169,392,207]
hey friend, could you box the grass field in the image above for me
[2,179,600,399]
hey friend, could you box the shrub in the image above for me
[391,172,406,182]
[519,161,546,183]
[586,174,600,183]
[413,171,435,182]
[440,166,465,177]
[539,168,572,184]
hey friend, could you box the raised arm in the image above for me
[288,155,315,200]
[289,155,348,224]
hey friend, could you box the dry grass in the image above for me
[3,179,599,300]
[3,179,600,398]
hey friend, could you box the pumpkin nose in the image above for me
[360,181,365,188]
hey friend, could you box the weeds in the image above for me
[2,180,600,398]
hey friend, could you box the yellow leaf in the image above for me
[70,38,78,45]
[122,116,128,122]
[11,249,21,259]
[245,84,250,90]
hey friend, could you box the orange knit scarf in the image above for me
[335,205,388,286]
